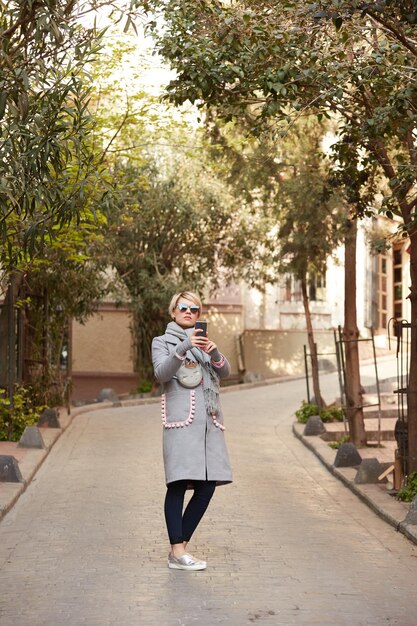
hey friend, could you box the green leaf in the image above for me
[333,17,343,31]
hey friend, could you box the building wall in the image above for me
[205,284,244,378]
[70,296,245,401]
[69,223,411,401]
[242,329,337,379]
[71,304,136,402]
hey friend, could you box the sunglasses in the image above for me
[177,303,200,314]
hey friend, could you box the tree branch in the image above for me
[366,11,417,59]
[406,128,417,168]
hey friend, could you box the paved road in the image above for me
[0,368,416,626]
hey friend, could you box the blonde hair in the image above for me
[168,291,202,318]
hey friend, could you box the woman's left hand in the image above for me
[203,340,217,354]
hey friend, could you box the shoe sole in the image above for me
[168,562,207,571]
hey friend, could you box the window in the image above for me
[393,244,403,321]
[280,275,302,302]
[309,273,326,302]
[280,273,325,303]
[378,253,388,329]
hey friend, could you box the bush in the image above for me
[134,380,153,394]
[320,406,344,423]
[397,472,417,502]
[295,400,344,424]
[328,435,351,449]
[0,386,44,442]
[295,401,320,424]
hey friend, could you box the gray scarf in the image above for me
[166,321,220,416]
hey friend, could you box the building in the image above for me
[70,217,407,401]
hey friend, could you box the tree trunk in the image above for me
[301,274,325,408]
[0,273,23,392]
[343,219,367,446]
[407,229,417,473]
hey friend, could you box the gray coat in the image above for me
[152,329,232,486]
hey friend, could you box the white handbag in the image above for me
[176,359,203,388]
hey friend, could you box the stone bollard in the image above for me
[37,407,60,428]
[97,388,119,402]
[18,426,45,449]
[354,458,385,484]
[404,494,417,525]
[334,442,362,468]
[303,415,326,436]
[0,455,23,482]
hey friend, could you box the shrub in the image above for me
[397,472,417,502]
[295,400,344,424]
[135,380,153,394]
[0,386,44,442]
[320,406,344,423]
[328,435,351,449]
[295,400,321,424]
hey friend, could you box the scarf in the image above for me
[166,321,221,416]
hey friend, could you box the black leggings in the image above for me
[164,479,216,545]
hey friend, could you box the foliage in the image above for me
[204,114,347,279]
[103,155,269,378]
[20,216,109,406]
[134,380,154,394]
[295,400,344,424]
[0,386,43,442]
[88,33,273,379]
[145,0,417,225]
[328,435,351,450]
[0,1,116,264]
[0,6,140,413]
[320,406,344,422]
[295,401,321,423]
[310,2,417,31]
[397,472,417,502]
[273,119,347,280]
[143,0,417,457]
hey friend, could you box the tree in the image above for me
[0,1,115,260]
[144,0,417,459]
[103,155,270,380]
[0,1,110,408]
[0,2,152,410]
[87,32,272,382]
[19,212,109,407]
[207,115,348,409]
[274,120,346,409]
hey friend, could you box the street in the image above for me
[0,367,416,626]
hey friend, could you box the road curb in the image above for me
[292,421,417,545]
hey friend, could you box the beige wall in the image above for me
[71,304,136,401]
[72,305,134,373]
[242,329,337,379]
[205,304,244,377]
[70,304,337,397]
[70,301,345,399]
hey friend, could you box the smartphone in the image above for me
[195,320,208,337]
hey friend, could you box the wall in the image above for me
[71,304,136,401]
[205,305,244,379]
[242,329,337,379]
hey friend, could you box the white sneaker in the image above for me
[168,553,207,571]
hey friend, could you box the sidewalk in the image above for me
[292,422,417,544]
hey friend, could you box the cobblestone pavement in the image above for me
[1,373,417,626]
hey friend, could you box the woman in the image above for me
[152,291,232,571]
